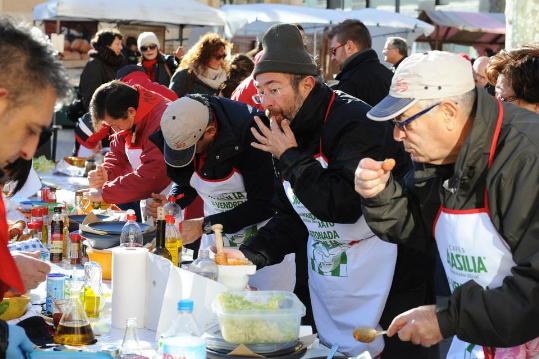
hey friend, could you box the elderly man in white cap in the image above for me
[137,31,179,86]
[355,50,539,358]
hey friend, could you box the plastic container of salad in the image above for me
[212,291,306,344]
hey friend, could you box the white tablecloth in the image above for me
[19,264,342,359]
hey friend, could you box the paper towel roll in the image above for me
[111,247,148,329]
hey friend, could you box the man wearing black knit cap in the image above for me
[221,23,434,358]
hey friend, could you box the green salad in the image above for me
[33,156,55,173]
[217,293,299,344]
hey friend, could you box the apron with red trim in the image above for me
[434,100,539,359]
[190,158,295,292]
[283,92,397,357]
[124,131,172,215]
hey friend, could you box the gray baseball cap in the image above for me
[160,97,210,168]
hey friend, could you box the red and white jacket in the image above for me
[101,85,171,204]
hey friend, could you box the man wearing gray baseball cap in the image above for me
[355,50,539,358]
[149,94,296,292]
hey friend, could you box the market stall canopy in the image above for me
[33,0,226,27]
[222,4,434,39]
[416,10,505,49]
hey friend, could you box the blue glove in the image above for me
[6,324,34,359]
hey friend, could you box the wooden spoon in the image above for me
[352,327,387,343]
[212,224,228,265]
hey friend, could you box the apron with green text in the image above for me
[190,167,295,291]
[434,100,539,359]
[283,92,397,357]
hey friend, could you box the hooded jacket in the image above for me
[362,88,539,347]
[121,70,178,101]
[101,85,171,204]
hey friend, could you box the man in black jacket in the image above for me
[149,94,296,292]
[356,51,539,357]
[328,19,393,106]
[232,23,433,358]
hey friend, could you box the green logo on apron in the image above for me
[446,250,487,274]
[225,225,257,247]
[311,240,349,277]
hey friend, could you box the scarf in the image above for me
[90,46,124,68]
[192,65,227,90]
[142,58,158,82]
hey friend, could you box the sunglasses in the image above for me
[329,43,345,56]
[140,44,158,52]
[214,53,227,60]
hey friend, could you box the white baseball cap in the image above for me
[368,51,475,121]
[161,97,210,168]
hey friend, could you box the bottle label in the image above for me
[51,236,63,253]
[70,243,79,259]
[162,337,205,359]
[165,240,179,267]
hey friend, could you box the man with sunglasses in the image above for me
[226,23,433,359]
[328,19,393,106]
[356,51,539,357]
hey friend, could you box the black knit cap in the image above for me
[253,23,317,78]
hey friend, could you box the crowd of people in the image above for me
[1,13,539,359]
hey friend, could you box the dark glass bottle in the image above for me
[152,207,172,261]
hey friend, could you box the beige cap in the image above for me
[161,97,210,168]
[368,51,475,121]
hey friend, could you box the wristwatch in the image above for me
[202,217,214,235]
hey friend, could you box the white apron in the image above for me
[283,92,397,357]
[190,162,295,292]
[434,100,539,359]
[125,141,172,216]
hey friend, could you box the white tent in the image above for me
[222,4,434,39]
[34,0,225,27]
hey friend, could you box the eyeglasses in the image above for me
[392,102,440,131]
[499,95,518,103]
[214,53,227,60]
[329,43,345,56]
[252,87,283,105]
[140,44,158,52]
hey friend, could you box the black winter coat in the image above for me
[79,47,124,110]
[169,68,220,98]
[140,53,177,87]
[150,95,275,235]
[331,49,393,107]
[362,88,539,347]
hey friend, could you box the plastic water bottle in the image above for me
[120,211,143,247]
[159,299,205,359]
[163,196,182,224]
